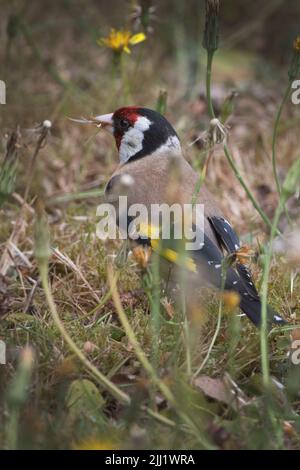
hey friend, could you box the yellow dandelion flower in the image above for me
[98,28,146,54]
[75,439,117,450]
[294,36,300,54]
[223,291,241,312]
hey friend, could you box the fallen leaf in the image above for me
[65,379,105,420]
[193,374,251,411]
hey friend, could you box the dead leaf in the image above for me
[193,373,251,411]
[65,379,105,420]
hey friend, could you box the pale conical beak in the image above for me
[93,113,114,133]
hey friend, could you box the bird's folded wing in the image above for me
[208,216,259,297]
[134,219,286,326]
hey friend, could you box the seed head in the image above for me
[203,0,220,52]
[288,36,300,81]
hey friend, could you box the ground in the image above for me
[0,0,299,450]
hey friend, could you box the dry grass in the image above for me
[0,0,300,450]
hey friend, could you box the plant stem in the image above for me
[271,82,293,227]
[150,252,161,371]
[107,264,216,449]
[183,313,192,377]
[272,83,291,195]
[193,263,226,378]
[204,44,279,235]
[0,124,51,277]
[206,51,215,119]
[6,411,18,450]
[5,347,34,449]
[260,199,283,388]
[223,144,281,235]
[107,264,176,402]
[39,263,130,405]
[259,196,286,449]
[178,251,192,378]
[49,189,104,205]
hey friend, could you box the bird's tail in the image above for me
[240,297,286,327]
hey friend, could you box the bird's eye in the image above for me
[119,118,130,129]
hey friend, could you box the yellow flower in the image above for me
[294,36,300,54]
[223,291,241,312]
[75,439,117,450]
[98,28,146,54]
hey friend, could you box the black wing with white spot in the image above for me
[208,216,240,253]
[206,216,285,326]
[115,212,286,327]
[187,231,263,325]
[208,216,259,297]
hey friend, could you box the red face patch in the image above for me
[112,106,140,150]
[113,106,140,123]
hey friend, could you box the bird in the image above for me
[92,106,285,327]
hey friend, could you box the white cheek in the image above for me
[119,129,143,162]
[156,135,181,154]
[119,116,151,163]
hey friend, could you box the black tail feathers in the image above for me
[240,297,286,327]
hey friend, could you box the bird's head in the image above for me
[94,107,181,164]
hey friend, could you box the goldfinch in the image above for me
[93,106,285,327]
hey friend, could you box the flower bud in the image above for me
[202,0,220,53]
[288,36,300,82]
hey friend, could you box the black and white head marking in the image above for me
[115,108,181,164]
